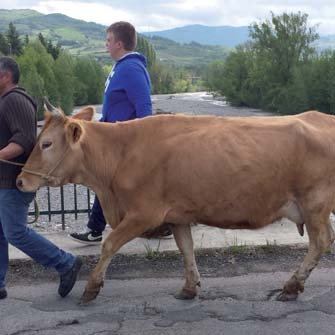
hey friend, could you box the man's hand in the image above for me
[0,142,24,160]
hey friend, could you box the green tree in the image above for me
[205,43,259,107]
[18,40,59,118]
[249,12,318,113]
[136,34,156,68]
[304,50,335,114]
[205,12,320,114]
[205,60,226,96]
[150,62,174,94]
[47,40,61,60]
[250,12,318,84]
[24,35,29,46]
[38,33,47,48]
[73,57,105,105]
[0,33,9,55]
[6,22,23,56]
[53,51,75,113]
[38,32,61,60]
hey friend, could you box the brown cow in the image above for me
[17,103,335,304]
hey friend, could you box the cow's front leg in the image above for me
[277,216,335,301]
[80,212,163,304]
[171,224,200,299]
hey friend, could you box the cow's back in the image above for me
[103,111,335,228]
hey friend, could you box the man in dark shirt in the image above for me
[0,56,82,300]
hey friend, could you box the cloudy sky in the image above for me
[1,0,335,35]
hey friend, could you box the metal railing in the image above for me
[28,184,94,230]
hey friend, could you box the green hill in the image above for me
[141,35,229,67]
[0,8,42,22]
[0,9,229,66]
[0,9,109,62]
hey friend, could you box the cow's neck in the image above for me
[76,121,134,190]
[72,121,139,228]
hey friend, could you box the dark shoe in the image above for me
[140,223,173,239]
[69,230,102,245]
[0,287,7,300]
[58,257,83,298]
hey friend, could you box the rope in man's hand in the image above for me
[0,158,39,223]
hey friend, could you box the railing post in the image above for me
[87,188,91,217]
[74,184,78,220]
[47,187,51,221]
[60,186,65,230]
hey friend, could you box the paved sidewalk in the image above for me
[9,218,320,260]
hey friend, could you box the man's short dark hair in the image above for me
[106,21,137,51]
[0,56,20,84]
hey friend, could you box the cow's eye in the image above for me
[41,141,52,150]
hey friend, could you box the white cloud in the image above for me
[31,1,135,26]
[1,0,335,34]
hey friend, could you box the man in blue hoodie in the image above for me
[101,21,152,123]
[70,21,171,244]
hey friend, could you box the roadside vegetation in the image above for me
[204,12,335,115]
[0,22,206,119]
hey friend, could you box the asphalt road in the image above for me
[2,269,335,335]
[3,246,335,335]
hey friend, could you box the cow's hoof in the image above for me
[278,277,304,302]
[174,288,197,300]
[79,280,104,305]
[79,289,99,305]
[276,291,298,302]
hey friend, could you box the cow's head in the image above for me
[16,100,95,192]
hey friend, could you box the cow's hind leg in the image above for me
[80,213,162,304]
[171,224,201,300]
[277,213,335,301]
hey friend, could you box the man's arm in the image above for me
[0,142,25,160]
[4,93,36,157]
[124,63,152,118]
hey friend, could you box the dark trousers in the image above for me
[0,189,75,288]
[87,196,107,233]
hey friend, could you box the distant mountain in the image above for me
[1,9,335,66]
[144,23,335,52]
[142,24,251,47]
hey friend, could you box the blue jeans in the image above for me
[87,196,107,233]
[0,188,75,289]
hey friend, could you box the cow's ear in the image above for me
[66,121,83,145]
[72,106,95,121]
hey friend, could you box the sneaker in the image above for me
[69,230,102,245]
[58,257,83,298]
[0,287,7,300]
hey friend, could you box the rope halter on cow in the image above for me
[0,158,25,167]
[21,146,72,182]
[0,145,72,182]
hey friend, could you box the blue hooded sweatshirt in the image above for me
[101,52,152,123]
